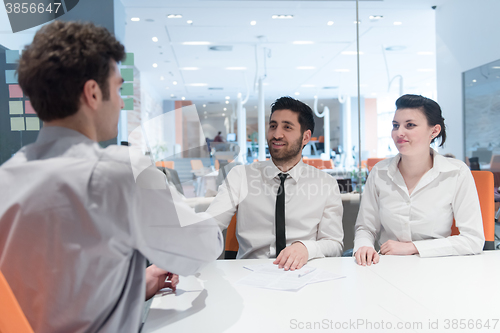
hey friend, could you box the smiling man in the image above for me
[207,96,343,270]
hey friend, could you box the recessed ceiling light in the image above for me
[225,96,230,100]
[272,14,293,19]
[167,14,182,19]
[369,15,383,20]
[294,92,300,96]
[472,79,477,82]
[181,97,186,100]
[417,69,433,72]
[301,84,315,87]
[492,66,500,69]
[223,108,227,111]
[170,94,175,97]
[334,69,350,72]
[173,81,178,85]
[152,37,158,42]
[250,21,257,26]
[131,17,140,22]
[394,21,403,25]
[225,101,229,104]
[186,83,208,86]
[341,51,364,55]
[327,21,334,26]
[293,41,314,45]
[418,52,434,55]
[203,104,206,107]
[187,20,193,24]
[160,76,164,80]
[385,45,406,51]
[182,41,211,45]
[180,67,199,70]
[354,21,361,24]
[296,66,315,70]
[152,63,158,68]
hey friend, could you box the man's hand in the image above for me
[380,240,418,256]
[273,242,308,271]
[145,264,179,301]
[354,246,379,266]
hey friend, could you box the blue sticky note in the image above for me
[6,50,20,64]
[5,70,18,84]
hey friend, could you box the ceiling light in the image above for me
[341,51,364,55]
[182,41,211,45]
[354,21,361,24]
[152,37,158,42]
[418,52,434,55]
[272,15,293,19]
[250,21,257,26]
[225,101,229,104]
[225,96,230,100]
[180,67,199,70]
[334,69,350,72]
[394,21,403,25]
[296,66,315,70]
[181,97,186,100]
[167,14,182,19]
[369,15,383,20]
[327,21,334,26]
[385,45,406,51]
[204,111,207,114]
[173,81,178,85]
[417,69,433,72]
[301,84,315,87]
[492,66,500,69]
[203,104,206,107]
[187,20,193,24]
[225,67,247,70]
[222,113,226,116]
[293,41,314,45]
[152,63,158,68]
[170,94,175,97]
[204,116,207,119]
[131,17,140,22]
[472,79,477,82]
[223,108,227,111]
[294,92,300,96]
[186,83,208,86]
[160,76,164,80]
[371,93,377,96]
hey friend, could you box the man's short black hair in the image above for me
[270,96,315,135]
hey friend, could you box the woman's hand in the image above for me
[380,240,418,255]
[354,246,380,266]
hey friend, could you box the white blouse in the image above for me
[354,150,485,257]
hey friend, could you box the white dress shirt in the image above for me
[206,159,343,259]
[0,127,223,333]
[354,149,485,257]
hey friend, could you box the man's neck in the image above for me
[44,111,98,142]
[273,154,302,173]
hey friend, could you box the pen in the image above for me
[298,267,316,277]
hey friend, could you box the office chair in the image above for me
[225,215,238,259]
[366,158,385,172]
[155,161,175,169]
[0,271,34,333]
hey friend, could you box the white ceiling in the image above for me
[122,0,448,116]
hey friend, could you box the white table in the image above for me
[143,251,500,333]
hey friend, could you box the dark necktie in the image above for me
[275,173,287,257]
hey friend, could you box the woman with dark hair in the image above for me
[354,94,484,266]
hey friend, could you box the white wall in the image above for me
[436,0,500,160]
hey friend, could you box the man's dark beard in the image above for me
[268,136,303,166]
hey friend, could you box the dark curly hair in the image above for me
[17,21,125,121]
[395,94,447,147]
[270,96,315,135]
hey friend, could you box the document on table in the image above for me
[236,263,345,291]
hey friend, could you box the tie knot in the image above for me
[278,173,288,183]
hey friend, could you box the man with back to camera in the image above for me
[207,97,344,270]
[0,21,223,332]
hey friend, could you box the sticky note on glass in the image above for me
[25,117,40,131]
[6,50,20,64]
[123,98,133,110]
[9,84,23,98]
[25,100,36,114]
[122,53,134,66]
[121,83,133,96]
[11,117,25,131]
[5,70,18,84]
[9,101,23,114]
[121,68,133,82]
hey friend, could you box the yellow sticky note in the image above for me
[11,117,25,131]
[9,101,23,114]
[25,117,40,131]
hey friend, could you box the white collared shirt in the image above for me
[0,127,223,333]
[354,149,485,257]
[207,159,344,259]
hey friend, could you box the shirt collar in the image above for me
[36,126,95,145]
[261,158,305,183]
